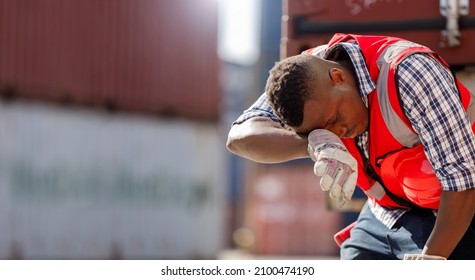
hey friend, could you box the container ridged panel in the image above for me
[282,0,475,66]
[0,0,219,121]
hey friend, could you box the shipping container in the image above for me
[240,163,342,257]
[282,0,475,66]
[0,0,220,121]
[0,100,226,259]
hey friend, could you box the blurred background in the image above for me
[0,0,475,259]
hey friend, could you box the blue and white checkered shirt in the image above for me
[233,42,475,228]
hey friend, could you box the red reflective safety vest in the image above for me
[325,33,475,209]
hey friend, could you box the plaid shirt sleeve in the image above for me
[232,93,285,126]
[397,54,475,191]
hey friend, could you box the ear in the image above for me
[328,68,345,85]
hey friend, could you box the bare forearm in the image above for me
[226,117,309,163]
[424,189,475,258]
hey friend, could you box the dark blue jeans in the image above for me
[340,201,475,259]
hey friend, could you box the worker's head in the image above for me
[265,54,368,138]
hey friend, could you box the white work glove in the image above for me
[307,129,357,207]
[403,246,447,260]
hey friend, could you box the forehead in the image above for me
[293,98,333,134]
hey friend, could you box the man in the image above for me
[226,33,475,259]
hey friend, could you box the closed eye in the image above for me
[327,113,339,126]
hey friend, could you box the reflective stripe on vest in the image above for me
[376,41,423,147]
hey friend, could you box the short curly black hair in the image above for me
[265,54,319,128]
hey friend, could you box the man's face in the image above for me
[292,84,369,138]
